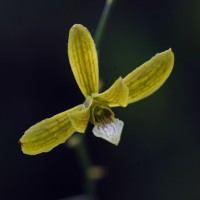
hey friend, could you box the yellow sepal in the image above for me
[123,49,174,104]
[19,105,82,155]
[68,24,99,97]
[93,77,129,107]
[68,105,90,133]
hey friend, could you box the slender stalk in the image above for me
[94,0,116,50]
[74,135,96,200]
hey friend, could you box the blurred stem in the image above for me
[74,135,96,200]
[94,0,116,50]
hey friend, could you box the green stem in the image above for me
[74,135,96,200]
[94,0,116,50]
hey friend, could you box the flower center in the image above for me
[93,106,112,124]
[89,99,124,145]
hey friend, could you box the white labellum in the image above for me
[92,118,124,145]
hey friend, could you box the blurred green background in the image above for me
[0,0,200,199]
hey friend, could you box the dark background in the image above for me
[0,0,200,199]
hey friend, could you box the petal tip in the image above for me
[160,48,174,59]
[18,138,22,145]
[69,24,88,38]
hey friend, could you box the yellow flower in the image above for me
[19,24,174,155]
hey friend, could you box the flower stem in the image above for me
[74,135,96,200]
[94,0,116,50]
[67,134,96,200]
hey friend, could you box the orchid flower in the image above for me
[19,24,174,155]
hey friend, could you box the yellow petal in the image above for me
[123,49,174,104]
[68,106,90,133]
[19,105,82,155]
[93,77,129,107]
[68,24,99,96]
